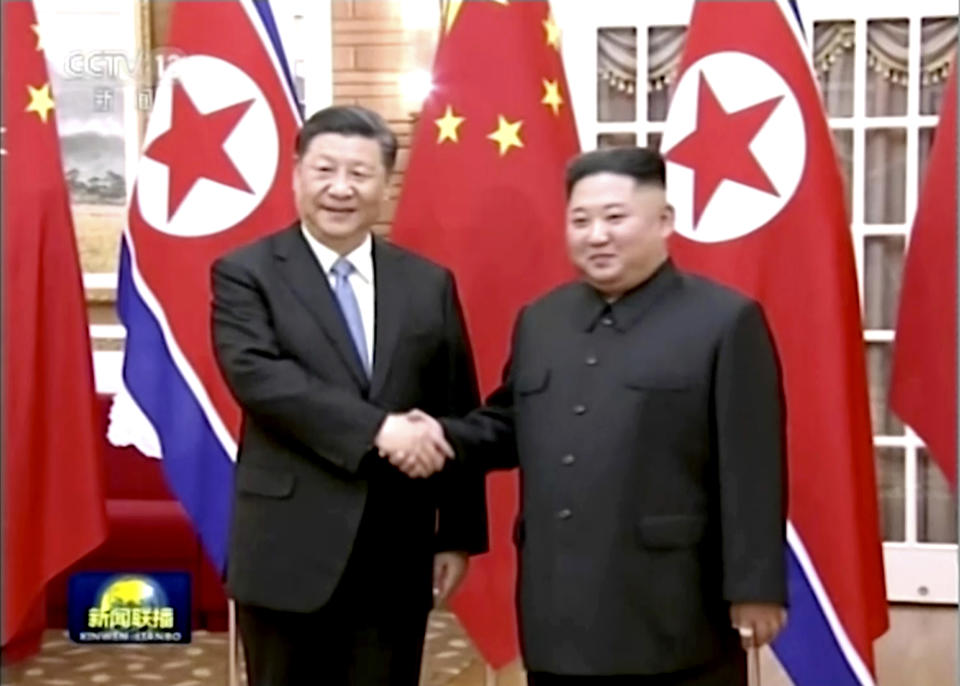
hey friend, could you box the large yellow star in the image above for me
[26,83,55,123]
[541,79,563,116]
[487,115,523,156]
[31,24,44,51]
[543,14,561,49]
[435,105,465,143]
[444,0,509,34]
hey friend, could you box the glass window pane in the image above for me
[831,128,853,219]
[294,59,306,109]
[598,27,637,123]
[647,25,686,122]
[647,132,662,151]
[598,133,637,149]
[864,128,906,224]
[814,21,855,117]
[918,448,958,543]
[867,342,904,435]
[920,17,957,115]
[863,235,905,330]
[876,446,906,541]
[866,19,908,117]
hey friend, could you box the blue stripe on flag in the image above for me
[252,0,303,117]
[773,545,863,686]
[787,0,805,39]
[116,238,235,573]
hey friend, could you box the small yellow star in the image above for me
[487,115,523,156]
[442,0,462,34]
[541,79,563,116]
[543,14,561,49]
[26,83,55,123]
[31,24,44,51]
[435,105,465,144]
[444,0,508,34]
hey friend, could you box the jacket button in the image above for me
[600,316,614,326]
[561,454,576,465]
[573,404,587,415]
[557,508,573,520]
[585,355,598,366]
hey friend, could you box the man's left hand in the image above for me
[433,552,468,608]
[730,603,787,649]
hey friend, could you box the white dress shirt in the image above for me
[300,225,375,371]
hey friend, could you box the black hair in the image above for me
[565,146,665,197]
[295,105,398,172]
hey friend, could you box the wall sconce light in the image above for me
[399,0,442,118]
[399,0,441,32]
[400,68,434,115]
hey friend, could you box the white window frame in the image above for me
[271,0,333,115]
[555,0,958,604]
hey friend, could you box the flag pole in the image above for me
[485,663,497,686]
[228,599,239,686]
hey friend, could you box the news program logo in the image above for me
[69,572,190,643]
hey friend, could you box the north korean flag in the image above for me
[662,2,888,684]
[111,0,300,571]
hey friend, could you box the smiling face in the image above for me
[565,172,675,299]
[293,132,388,254]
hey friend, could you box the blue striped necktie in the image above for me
[331,257,370,377]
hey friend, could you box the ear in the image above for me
[377,168,391,203]
[291,156,301,193]
[659,203,676,239]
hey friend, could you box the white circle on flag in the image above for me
[661,51,806,243]
[136,55,279,237]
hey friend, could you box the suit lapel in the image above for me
[272,225,369,390]
[369,238,407,398]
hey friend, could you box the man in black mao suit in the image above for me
[394,147,788,685]
[211,105,487,686]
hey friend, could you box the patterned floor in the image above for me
[0,610,480,686]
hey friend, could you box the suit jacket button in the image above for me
[573,404,587,415]
[600,316,614,327]
[557,508,572,520]
[585,355,598,366]
[561,454,576,465]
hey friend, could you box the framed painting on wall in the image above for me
[34,0,154,277]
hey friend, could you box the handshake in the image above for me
[373,409,453,478]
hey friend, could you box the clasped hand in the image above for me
[373,409,451,478]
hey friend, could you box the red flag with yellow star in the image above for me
[391,0,578,668]
[1,0,108,655]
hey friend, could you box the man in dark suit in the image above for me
[393,147,788,684]
[211,105,487,686]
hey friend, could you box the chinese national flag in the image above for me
[390,0,578,668]
[2,0,108,654]
[890,63,957,488]
[662,2,886,683]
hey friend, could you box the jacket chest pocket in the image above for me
[512,367,553,458]
[515,367,550,397]
[622,372,704,451]
[623,371,695,393]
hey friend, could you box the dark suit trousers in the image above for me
[526,649,746,686]
[237,478,433,686]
